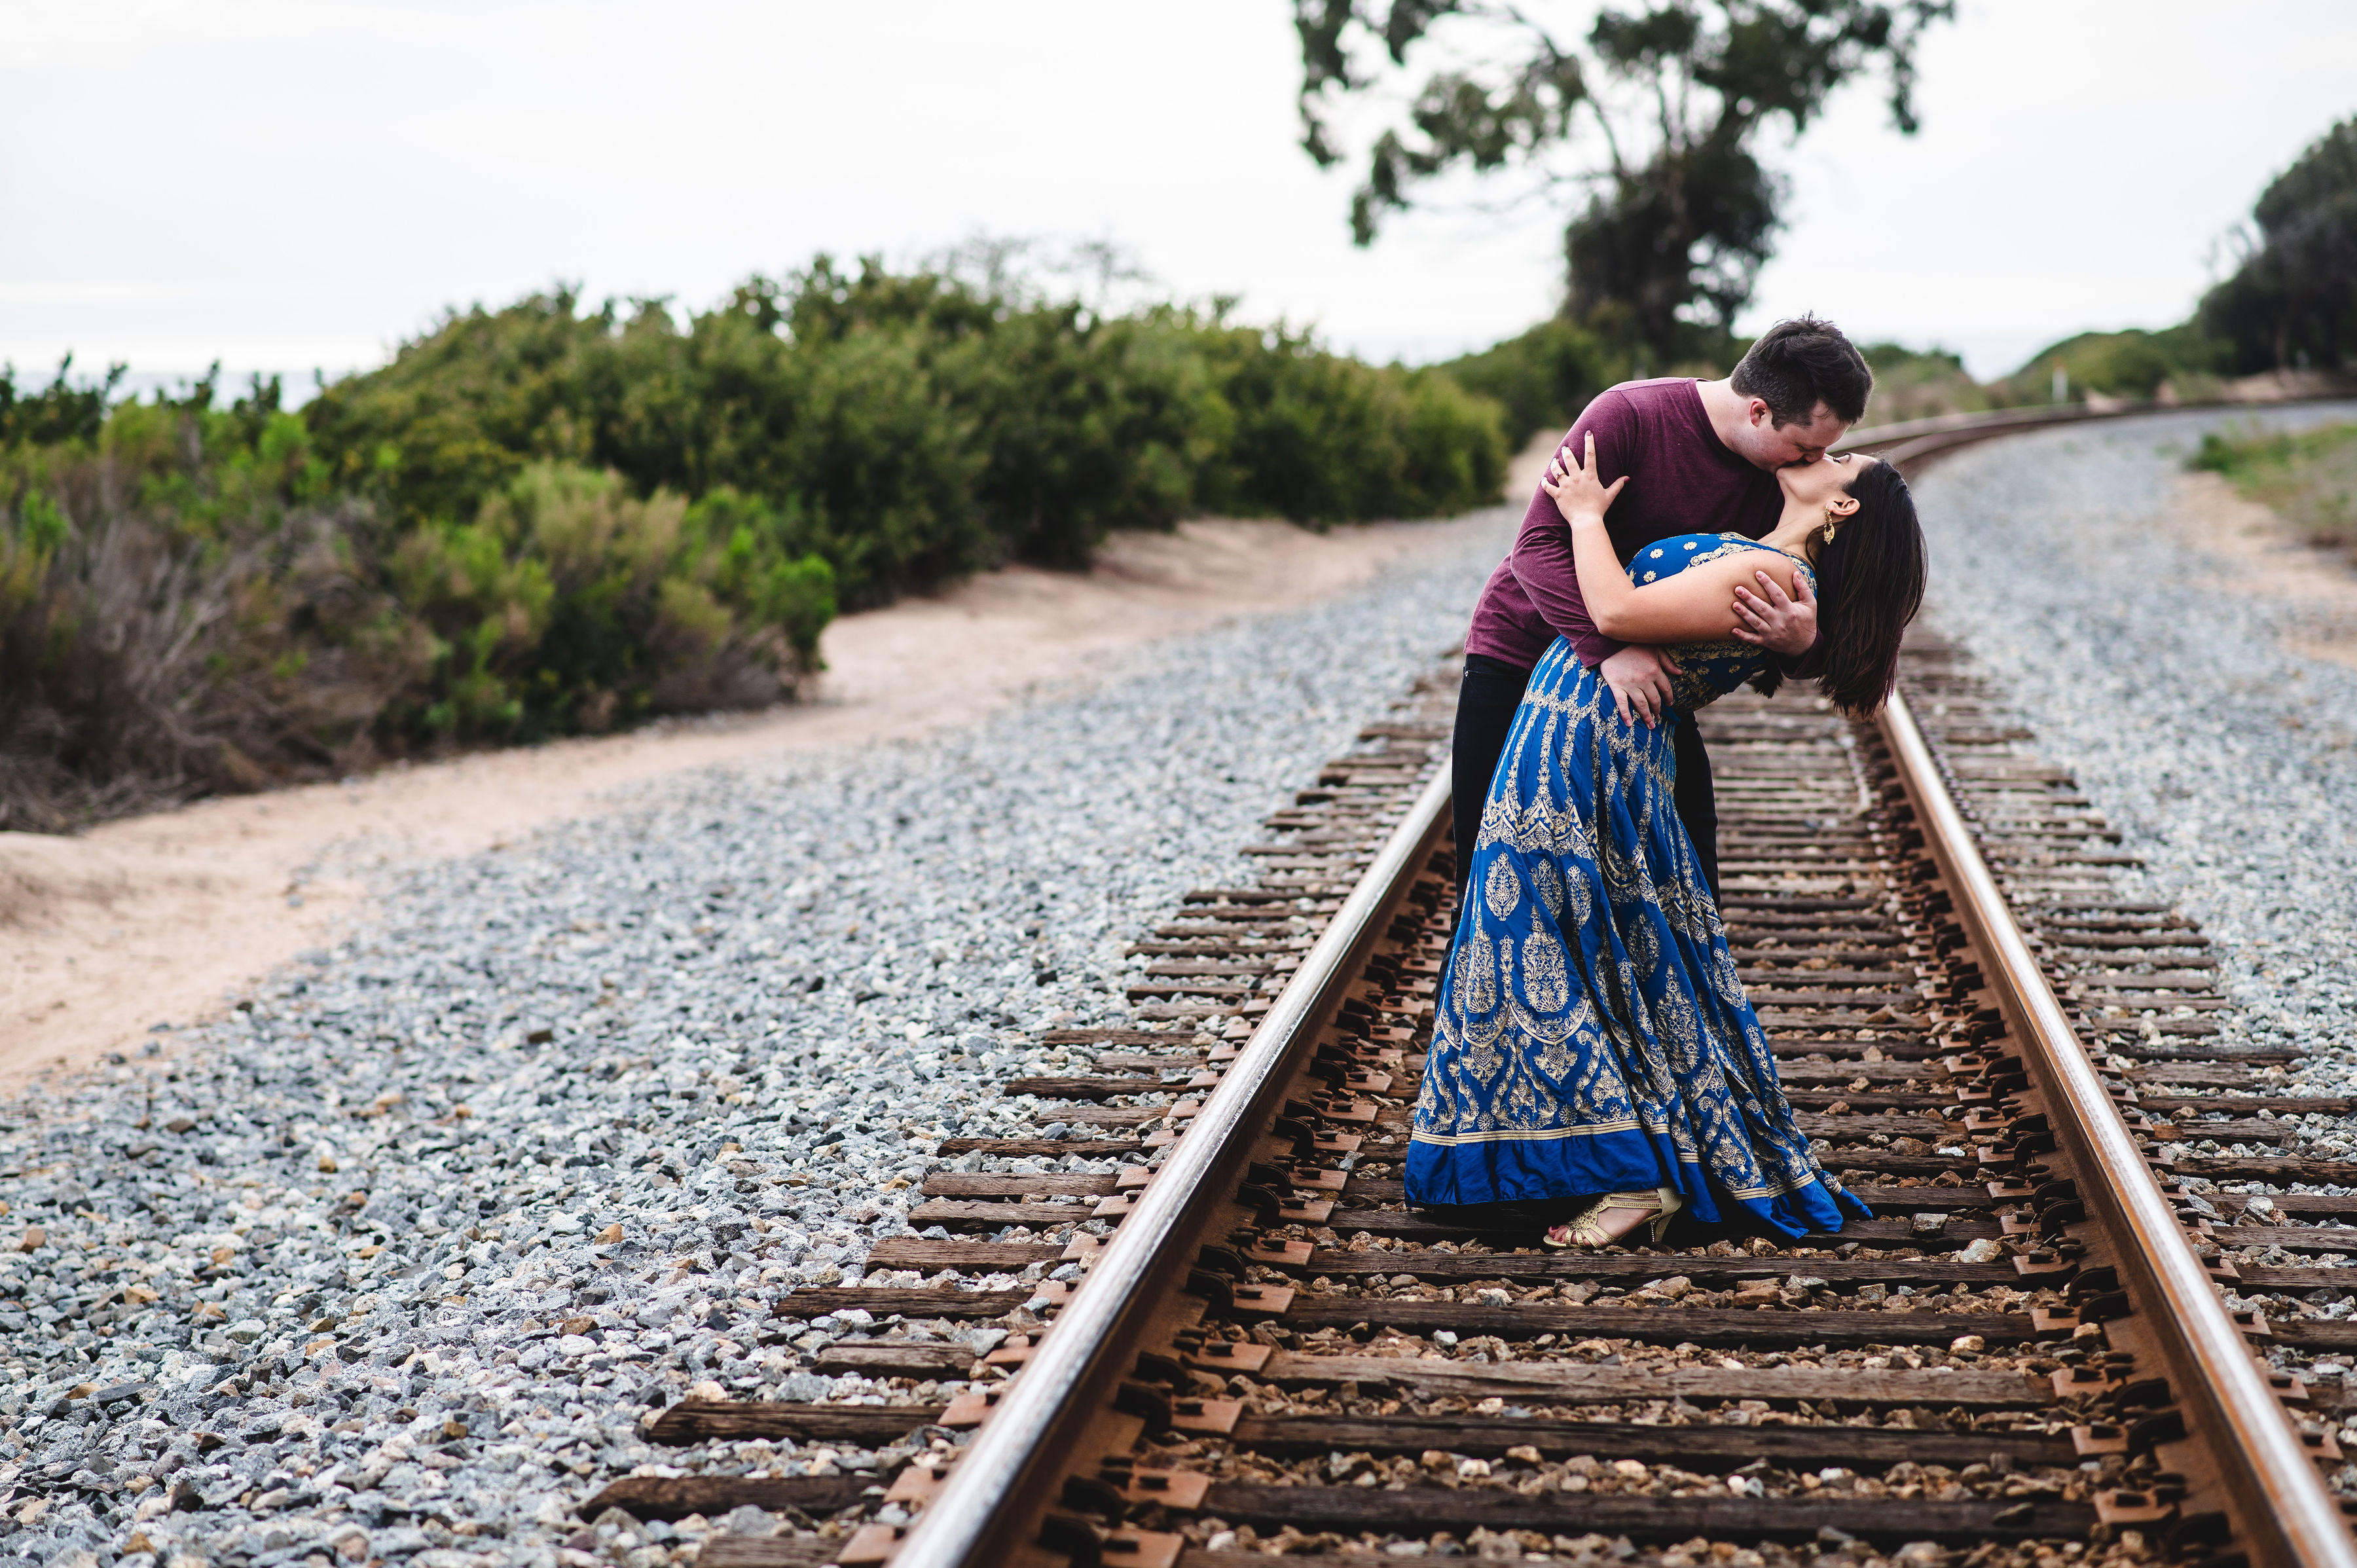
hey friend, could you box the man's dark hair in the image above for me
[1730,315,1874,428]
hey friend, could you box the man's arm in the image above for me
[1505,483,1620,666]
[1546,431,1813,645]
[1510,496,1679,724]
[1509,390,1681,723]
[1507,390,1641,668]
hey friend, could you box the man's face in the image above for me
[1732,398,1850,471]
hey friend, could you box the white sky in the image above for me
[2,0,2352,392]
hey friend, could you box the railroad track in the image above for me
[563,420,2357,1568]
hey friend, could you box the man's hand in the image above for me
[1730,568,1818,657]
[1598,644,1678,728]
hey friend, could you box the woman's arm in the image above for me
[1542,433,1808,645]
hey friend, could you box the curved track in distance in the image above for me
[575,408,2357,1568]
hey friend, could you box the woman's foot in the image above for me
[1542,1188,1683,1249]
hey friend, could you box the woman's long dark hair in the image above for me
[1811,460,1926,714]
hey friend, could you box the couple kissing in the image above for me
[1413,316,1927,1250]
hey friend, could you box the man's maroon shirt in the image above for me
[1463,377,1783,670]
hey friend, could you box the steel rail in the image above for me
[892,765,1456,1568]
[883,400,2357,1565]
[1878,687,2356,1568]
[1833,389,2356,467]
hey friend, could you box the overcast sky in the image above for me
[3,0,2352,393]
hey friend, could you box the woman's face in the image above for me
[1778,450,1880,510]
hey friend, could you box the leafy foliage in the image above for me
[1855,342,1988,424]
[1984,327,2230,406]
[0,372,839,828]
[0,380,424,828]
[2201,119,2357,375]
[306,259,1507,606]
[1294,1,1953,363]
[2189,420,2357,555]
[1432,317,1627,439]
[0,355,125,448]
[1,260,1506,828]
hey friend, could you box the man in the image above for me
[1453,315,1874,905]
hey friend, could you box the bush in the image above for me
[1202,325,1507,522]
[1432,318,1622,443]
[384,462,831,742]
[304,261,1510,605]
[1,259,1507,828]
[1985,326,2231,406]
[1857,343,1990,424]
[2187,421,2357,553]
[0,383,431,828]
[0,378,833,826]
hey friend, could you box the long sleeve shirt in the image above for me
[1463,377,1785,670]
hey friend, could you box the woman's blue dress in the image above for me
[1407,533,1868,1237]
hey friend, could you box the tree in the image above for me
[2200,118,2357,376]
[1294,2,1953,363]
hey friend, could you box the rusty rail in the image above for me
[593,403,2357,1567]
[883,685,2357,1568]
[1833,388,2356,466]
[1878,687,2356,1568]
[888,768,1455,1568]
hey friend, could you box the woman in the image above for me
[1407,433,1926,1247]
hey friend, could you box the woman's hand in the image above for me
[1541,431,1628,528]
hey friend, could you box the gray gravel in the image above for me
[1909,402,2357,1105]
[0,511,1510,1568]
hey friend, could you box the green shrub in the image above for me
[305,259,1510,595]
[1399,369,1510,514]
[683,489,836,666]
[1987,327,2231,405]
[1432,318,1621,443]
[940,306,1225,570]
[1857,343,1990,424]
[2187,421,2357,551]
[1197,323,1508,522]
[1,258,1508,828]
[0,356,122,448]
[0,398,430,828]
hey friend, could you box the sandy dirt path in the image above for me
[1,501,1529,1092]
[2163,471,2357,669]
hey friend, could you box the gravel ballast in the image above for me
[15,401,2357,1566]
[0,513,1510,1568]
[1909,403,2357,1091]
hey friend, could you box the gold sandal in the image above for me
[1542,1187,1684,1249]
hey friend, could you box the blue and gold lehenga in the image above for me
[1408,533,1868,1237]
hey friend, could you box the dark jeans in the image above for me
[1451,653,1721,911]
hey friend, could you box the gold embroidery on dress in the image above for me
[1484,856,1522,922]
[1414,604,1850,1228]
[1455,927,1497,1015]
[1520,930,1571,1013]
[1710,945,1748,1007]
[1531,859,1565,921]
